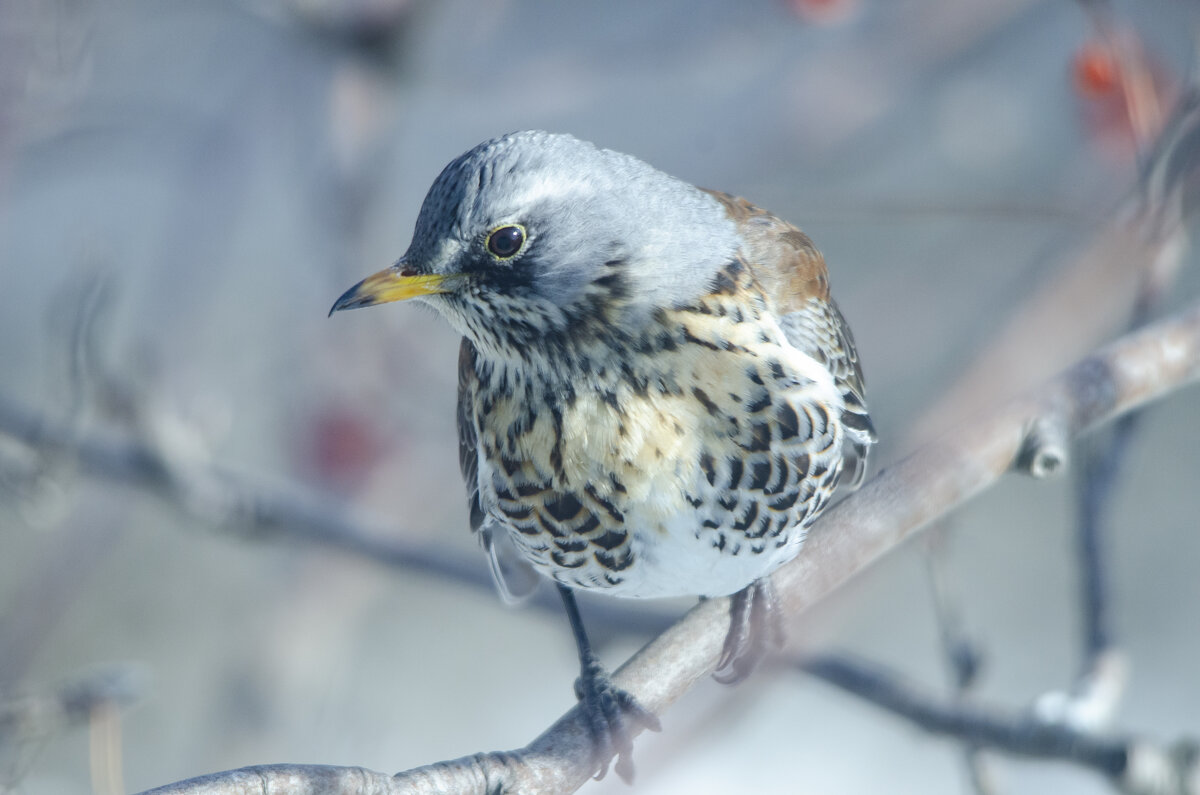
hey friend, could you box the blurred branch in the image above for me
[1036,221,1170,734]
[0,665,145,744]
[0,393,456,578]
[801,653,1127,773]
[0,390,483,584]
[136,298,1200,794]
[1,664,145,794]
[0,392,671,638]
[798,653,1198,795]
[1056,77,1200,717]
[911,105,1189,442]
[0,506,126,690]
[921,522,996,793]
[910,205,1185,439]
[901,68,1200,785]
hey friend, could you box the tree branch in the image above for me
[799,653,1200,795]
[0,665,145,746]
[134,298,1200,794]
[896,68,1200,778]
[799,653,1127,775]
[0,395,673,640]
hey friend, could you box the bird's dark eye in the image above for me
[486,225,526,259]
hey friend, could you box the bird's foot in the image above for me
[713,578,785,684]
[574,651,661,782]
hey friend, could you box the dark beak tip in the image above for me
[329,282,367,317]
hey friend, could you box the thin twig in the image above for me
[0,393,477,586]
[799,653,1127,775]
[900,69,1200,775]
[921,523,995,793]
[0,665,146,748]
[799,652,1200,795]
[0,394,672,639]
[1044,74,1199,728]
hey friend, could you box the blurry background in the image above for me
[1,0,1198,793]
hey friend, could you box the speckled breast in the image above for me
[472,294,847,599]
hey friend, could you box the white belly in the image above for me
[601,507,808,598]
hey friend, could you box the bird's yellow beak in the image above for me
[329,263,452,316]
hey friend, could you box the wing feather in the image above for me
[702,189,876,487]
[457,338,540,601]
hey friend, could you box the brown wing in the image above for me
[701,190,831,310]
[702,189,876,487]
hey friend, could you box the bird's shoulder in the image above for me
[699,189,830,316]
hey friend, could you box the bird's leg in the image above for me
[558,583,661,782]
[713,578,785,684]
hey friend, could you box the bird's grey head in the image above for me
[331,131,740,361]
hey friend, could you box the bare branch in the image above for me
[2,664,145,794]
[1014,415,1071,478]
[921,522,994,791]
[136,764,405,795]
[799,653,1127,775]
[899,65,1200,773]
[0,392,674,639]
[799,653,1200,795]
[134,298,1200,794]
[911,61,1191,442]
[0,665,145,744]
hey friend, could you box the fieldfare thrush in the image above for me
[331,131,875,781]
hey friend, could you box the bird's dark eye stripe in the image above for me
[487,225,526,259]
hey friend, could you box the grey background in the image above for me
[1,1,1198,793]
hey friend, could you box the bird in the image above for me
[330,131,875,782]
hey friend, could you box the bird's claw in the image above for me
[574,652,661,782]
[713,579,784,684]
